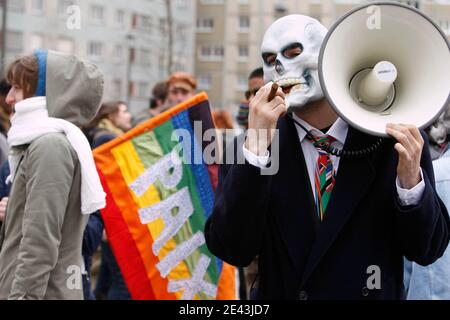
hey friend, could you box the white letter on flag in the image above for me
[139,187,194,255]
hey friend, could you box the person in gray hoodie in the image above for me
[0,49,105,300]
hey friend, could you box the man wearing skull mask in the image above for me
[205,15,449,299]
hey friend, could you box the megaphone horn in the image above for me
[319,1,450,137]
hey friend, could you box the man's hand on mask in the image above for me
[245,82,286,156]
[386,124,424,190]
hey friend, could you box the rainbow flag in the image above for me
[94,93,237,300]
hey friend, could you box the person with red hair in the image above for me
[165,72,197,107]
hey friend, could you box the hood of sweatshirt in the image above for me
[34,49,104,126]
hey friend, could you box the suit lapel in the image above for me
[299,127,379,287]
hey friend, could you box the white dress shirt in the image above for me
[243,113,425,206]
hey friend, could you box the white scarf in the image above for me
[7,97,106,214]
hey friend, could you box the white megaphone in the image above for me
[319,1,450,137]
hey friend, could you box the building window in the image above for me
[199,45,224,61]
[214,46,224,57]
[239,16,250,32]
[174,62,185,71]
[198,74,212,90]
[200,46,211,57]
[173,54,187,72]
[238,45,249,61]
[175,0,189,9]
[393,0,420,9]
[90,5,104,25]
[116,10,125,27]
[141,15,152,30]
[57,38,74,54]
[128,81,136,98]
[159,18,167,35]
[58,0,76,16]
[200,0,224,4]
[139,48,152,66]
[175,24,187,41]
[129,47,136,64]
[113,45,124,63]
[134,14,152,32]
[87,42,103,60]
[403,1,420,9]
[7,0,25,12]
[196,18,214,32]
[31,0,44,15]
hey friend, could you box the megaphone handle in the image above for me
[286,114,383,159]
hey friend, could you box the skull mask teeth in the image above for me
[261,15,328,110]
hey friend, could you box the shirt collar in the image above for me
[292,113,348,145]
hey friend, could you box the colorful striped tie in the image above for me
[306,134,336,222]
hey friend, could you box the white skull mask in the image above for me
[261,15,328,110]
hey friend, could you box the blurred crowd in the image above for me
[0,50,269,300]
[0,50,449,300]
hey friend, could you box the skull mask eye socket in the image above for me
[262,42,303,67]
[262,52,277,67]
[282,42,303,59]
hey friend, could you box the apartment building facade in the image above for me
[0,0,196,114]
[195,0,450,115]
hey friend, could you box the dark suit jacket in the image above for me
[205,116,450,300]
